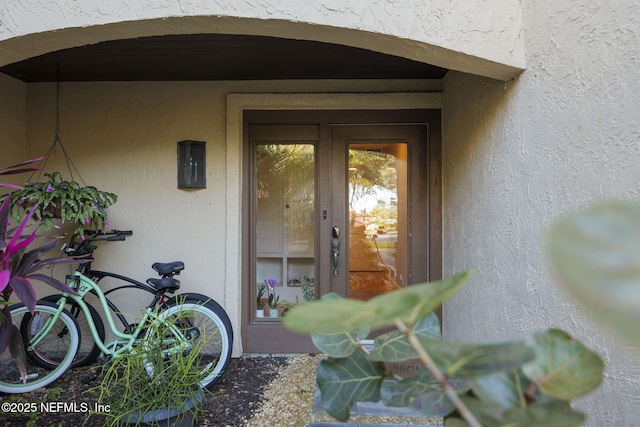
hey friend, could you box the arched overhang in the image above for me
[0,1,524,81]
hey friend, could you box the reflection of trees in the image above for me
[349,149,402,300]
[257,145,315,244]
[348,149,397,224]
[371,205,398,230]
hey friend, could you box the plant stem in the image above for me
[394,319,482,427]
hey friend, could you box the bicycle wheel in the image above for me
[0,302,80,394]
[162,297,233,389]
[22,295,105,369]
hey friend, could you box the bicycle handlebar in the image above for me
[86,235,126,242]
[63,229,133,256]
[84,229,133,237]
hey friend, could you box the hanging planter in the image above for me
[0,76,117,237]
[3,171,117,237]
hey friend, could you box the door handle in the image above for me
[331,226,340,276]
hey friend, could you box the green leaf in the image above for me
[380,369,469,417]
[504,403,585,427]
[312,328,370,358]
[283,292,374,334]
[283,272,469,334]
[316,348,385,421]
[444,418,470,427]
[424,338,535,378]
[522,329,603,400]
[369,312,441,362]
[470,369,530,409]
[368,272,470,327]
[462,397,584,427]
[549,201,640,348]
[459,397,509,426]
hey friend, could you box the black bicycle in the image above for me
[0,229,233,393]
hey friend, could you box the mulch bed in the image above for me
[0,356,290,427]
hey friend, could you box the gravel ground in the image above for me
[245,354,441,427]
[0,354,441,427]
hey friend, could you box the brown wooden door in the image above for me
[242,110,441,353]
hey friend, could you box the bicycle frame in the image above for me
[80,268,158,334]
[31,271,192,361]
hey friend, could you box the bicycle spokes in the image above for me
[0,303,80,393]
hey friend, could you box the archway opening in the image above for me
[1,33,448,82]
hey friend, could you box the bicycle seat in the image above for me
[147,277,181,293]
[152,261,185,276]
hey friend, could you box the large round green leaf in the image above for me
[283,272,469,334]
[424,338,535,378]
[368,313,441,362]
[368,272,470,327]
[549,201,640,348]
[522,329,603,400]
[470,370,530,410]
[380,369,469,417]
[282,292,373,333]
[312,328,370,358]
[316,349,385,421]
[462,396,585,427]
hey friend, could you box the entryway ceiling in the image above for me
[0,34,448,82]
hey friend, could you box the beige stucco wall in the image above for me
[24,80,231,329]
[0,0,523,81]
[0,72,26,182]
[442,0,640,425]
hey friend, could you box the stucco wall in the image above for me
[0,0,523,81]
[442,0,640,425]
[23,80,231,338]
[0,72,26,182]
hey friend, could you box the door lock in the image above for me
[331,226,340,276]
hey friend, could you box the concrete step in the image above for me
[312,389,443,427]
[309,423,442,427]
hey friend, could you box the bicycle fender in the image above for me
[165,293,213,305]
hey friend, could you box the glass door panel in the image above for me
[255,144,315,318]
[348,142,408,300]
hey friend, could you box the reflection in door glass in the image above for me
[255,144,315,318]
[349,143,407,300]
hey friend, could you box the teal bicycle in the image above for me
[0,230,233,394]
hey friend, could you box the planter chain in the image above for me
[28,68,86,186]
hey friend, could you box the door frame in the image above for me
[225,93,441,356]
[330,124,432,299]
[240,109,441,354]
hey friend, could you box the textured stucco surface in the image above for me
[0,72,26,175]
[442,1,640,425]
[0,0,524,80]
